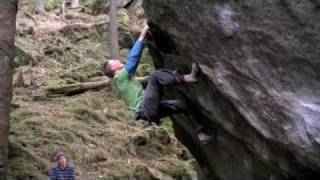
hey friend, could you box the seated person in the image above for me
[50,152,75,180]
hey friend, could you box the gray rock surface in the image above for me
[143,0,320,179]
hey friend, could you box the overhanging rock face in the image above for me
[143,0,320,179]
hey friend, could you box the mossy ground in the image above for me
[9,1,196,179]
[10,87,194,179]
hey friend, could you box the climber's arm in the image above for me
[124,26,149,77]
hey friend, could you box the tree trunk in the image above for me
[45,79,111,95]
[61,0,66,21]
[34,0,45,14]
[0,0,18,179]
[71,0,80,8]
[109,0,120,59]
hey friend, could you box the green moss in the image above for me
[44,45,64,56]
[151,127,171,145]
[43,79,67,87]
[131,134,149,146]
[61,23,103,43]
[104,111,123,121]
[82,0,108,15]
[41,130,65,142]
[58,62,103,82]
[179,161,197,180]
[14,48,31,67]
[137,63,153,76]
[178,148,193,161]
[8,157,41,180]
[24,120,44,136]
[11,110,34,123]
[65,78,79,84]
[60,72,89,82]
[45,0,60,11]
[11,103,21,110]
[8,142,44,180]
[158,160,197,179]
[133,165,159,180]
[118,25,135,49]
[120,49,130,61]
[14,38,40,67]
[160,118,174,135]
[140,48,154,64]
[71,108,105,123]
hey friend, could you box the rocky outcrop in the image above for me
[143,0,320,179]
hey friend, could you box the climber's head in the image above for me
[103,60,124,78]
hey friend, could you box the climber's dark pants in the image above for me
[135,69,203,132]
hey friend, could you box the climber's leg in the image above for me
[183,104,215,144]
[140,63,200,123]
[185,110,204,133]
[157,100,204,131]
[140,70,185,123]
[158,100,214,144]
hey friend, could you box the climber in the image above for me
[103,25,213,143]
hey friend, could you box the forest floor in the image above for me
[8,1,196,179]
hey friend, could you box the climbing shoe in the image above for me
[191,62,200,82]
[198,132,215,145]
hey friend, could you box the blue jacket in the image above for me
[124,40,145,77]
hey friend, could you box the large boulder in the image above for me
[143,0,320,180]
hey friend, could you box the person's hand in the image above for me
[138,25,149,41]
[142,25,149,34]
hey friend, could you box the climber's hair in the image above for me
[102,61,114,78]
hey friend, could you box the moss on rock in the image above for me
[58,62,103,82]
[133,164,159,180]
[151,127,171,145]
[82,0,108,15]
[8,141,48,180]
[159,160,197,180]
[43,79,67,87]
[45,0,60,11]
[14,38,41,67]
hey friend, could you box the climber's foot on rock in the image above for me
[183,62,201,83]
[191,62,200,82]
[198,132,214,145]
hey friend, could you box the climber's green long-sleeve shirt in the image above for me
[113,41,144,111]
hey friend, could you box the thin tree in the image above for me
[34,0,45,14]
[61,0,66,21]
[0,0,18,178]
[109,0,120,59]
[71,0,80,8]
